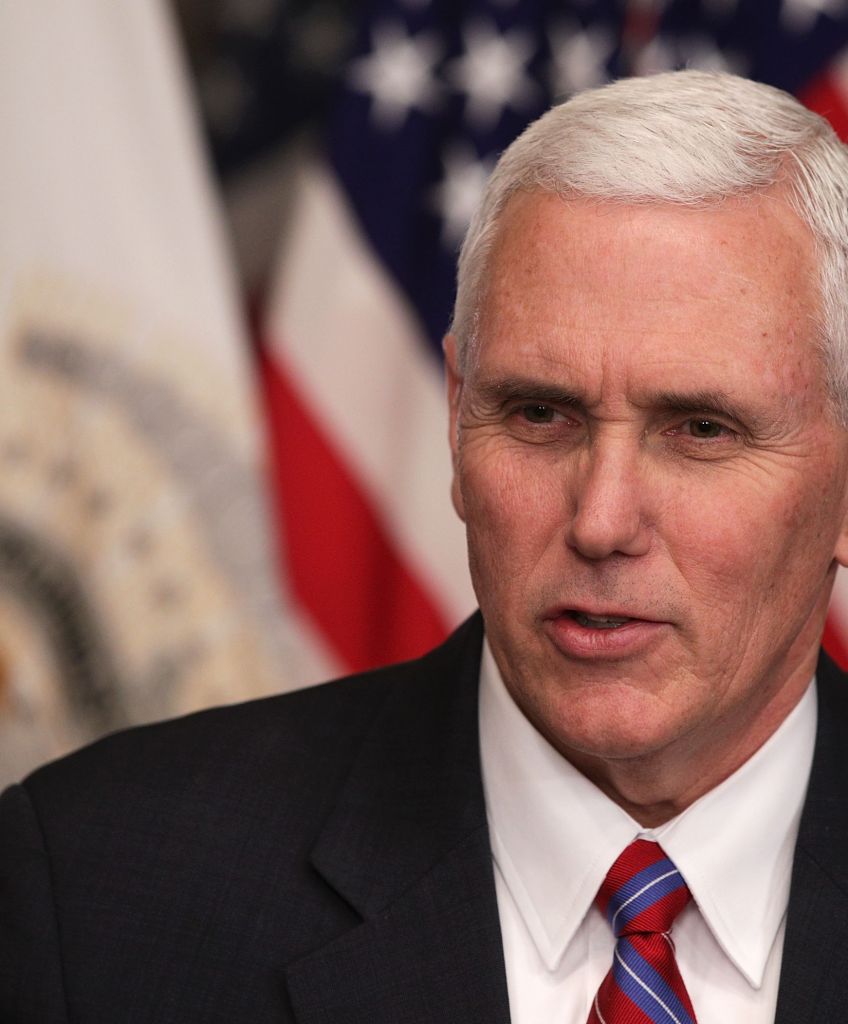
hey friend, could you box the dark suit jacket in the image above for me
[1,613,848,1023]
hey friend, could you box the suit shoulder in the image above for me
[17,662,398,827]
[18,614,483,829]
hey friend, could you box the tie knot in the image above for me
[597,839,691,938]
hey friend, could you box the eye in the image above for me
[687,418,726,439]
[507,400,578,444]
[662,414,740,455]
[521,404,557,424]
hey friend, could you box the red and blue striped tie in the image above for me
[586,840,698,1024]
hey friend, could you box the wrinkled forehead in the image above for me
[464,190,832,418]
[473,188,823,360]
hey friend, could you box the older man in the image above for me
[3,71,848,1024]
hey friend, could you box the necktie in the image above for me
[586,840,697,1024]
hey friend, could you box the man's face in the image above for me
[447,191,848,797]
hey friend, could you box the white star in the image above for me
[347,23,442,131]
[431,145,495,249]
[548,20,615,98]
[634,34,748,76]
[446,19,540,131]
[781,0,845,33]
[632,35,676,75]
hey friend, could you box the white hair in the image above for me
[452,70,848,422]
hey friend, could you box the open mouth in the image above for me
[544,606,666,658]
[570,612,633,630]
[544,606,664,658]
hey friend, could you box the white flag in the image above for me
[0,0,332,783]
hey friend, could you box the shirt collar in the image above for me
[478,639,817,987]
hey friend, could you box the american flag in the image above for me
[245,0,848,678]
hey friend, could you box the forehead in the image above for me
[474,190,822,399]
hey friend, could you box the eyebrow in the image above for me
[651,389,749,423]
[471,377,762,427]
[472,377,582,408]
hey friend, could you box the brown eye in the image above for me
[522,404,555,423]
[689,419,723,438]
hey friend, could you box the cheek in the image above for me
[463,449,564,533]
[460,450,567,578]
[667,468,836,619]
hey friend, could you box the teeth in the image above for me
[574,613,631,629]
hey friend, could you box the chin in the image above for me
[554,724,669,763]
[530,689,688,764]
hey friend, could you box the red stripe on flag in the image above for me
[823,614,848,670]
[799,71,848,141]
[258,344,451,673]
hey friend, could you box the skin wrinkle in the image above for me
[445,191,848,825]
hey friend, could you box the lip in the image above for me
[542,607,669,660]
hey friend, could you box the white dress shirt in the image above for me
[478,641,817,1024]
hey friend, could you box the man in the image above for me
[3,70,848,1023]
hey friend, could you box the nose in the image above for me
[565,442,652,560]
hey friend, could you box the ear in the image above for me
[835,511,848,570]
[833,466,848,569]
[443,333,466,522]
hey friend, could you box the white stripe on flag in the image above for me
[266,161,475,623]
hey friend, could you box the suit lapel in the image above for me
[284,614,511,1024]
[775,651,848,1024]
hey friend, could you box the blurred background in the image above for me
[1,0,848,784]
